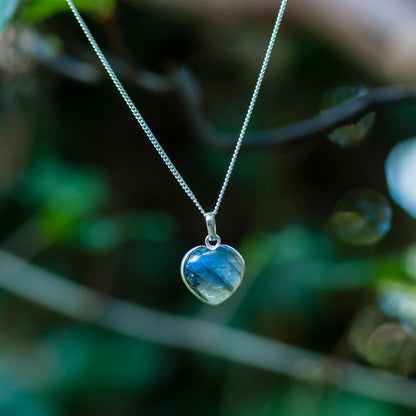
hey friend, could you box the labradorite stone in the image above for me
[181,245,245,305]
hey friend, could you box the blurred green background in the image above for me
[1,0,416,415]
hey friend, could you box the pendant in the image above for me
[180,213,245,305]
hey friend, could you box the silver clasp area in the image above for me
[205,212,221,250]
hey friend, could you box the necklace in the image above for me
[66,0,288,305]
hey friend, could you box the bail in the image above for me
[205,212,220,245]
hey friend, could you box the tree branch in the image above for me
[0,249,416,409]
[16,31,416,149]
[212,85,416,149]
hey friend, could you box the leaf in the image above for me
[17,156,109,217]
[21,0,115,22]
[116,210,177,243]
[16,156,110,242]
[41,327,170,393]
[76,218,122,252]
[75,210,177,253]
[242,227,375,315]
[0,0,19,33]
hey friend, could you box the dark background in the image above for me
[1,0,416,415]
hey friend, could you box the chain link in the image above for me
[66,0,288,218]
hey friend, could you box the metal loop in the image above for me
[205,212,218,242]
[205,234,221,250]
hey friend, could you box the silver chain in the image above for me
[66,0,288,217]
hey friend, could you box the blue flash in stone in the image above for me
[181,245,245,305]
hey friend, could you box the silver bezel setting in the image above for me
[180,244,245,305]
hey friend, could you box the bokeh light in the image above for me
[330,188,392,246]
[349,304,416,374]
[380,285,416,337]
[321,86,375,148]
[364,323,408,367]
[385,137,416,219]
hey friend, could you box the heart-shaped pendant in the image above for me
[180,244,245,305]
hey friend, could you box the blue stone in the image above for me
[181,244,245,305]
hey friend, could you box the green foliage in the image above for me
[115,210,177,244]
[0,0,19,32]
[244,226,374,310]
[1,2,416,415]
[0,326,170,415]
[18,156,109,216]
[76,217,122,252]
[269,388,399,416]
[16,156,109,242]
[21,0,115,21]
[75,210,177,252]
[41,327,170,393]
